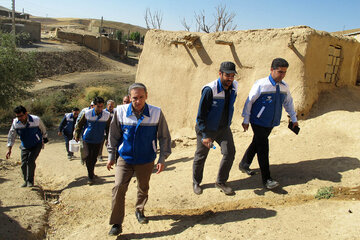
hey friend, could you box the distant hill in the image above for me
[30,16,148,36]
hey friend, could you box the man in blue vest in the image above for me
[98,100,116,162]
[74,97,111,185]
[6,105,48,187]
[58,107,80,160]
[240,58,298,189]
[106,83,171,236]
[193,61,238,196]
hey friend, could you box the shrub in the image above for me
[84,86,115,103]
[15,32,32,47]
[0,31,37,108]
[315,186,334,199]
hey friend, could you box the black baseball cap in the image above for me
[220,61,237,74]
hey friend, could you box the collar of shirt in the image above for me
[216,77,233,93]
[16,114,33,125]
[126,103,150,118]
[91,108,103,118]
[269,74,285,86]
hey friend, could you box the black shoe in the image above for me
[27,181,34,187]
[135,210,148,224]
[193,183,203,195]
[239,165,255,176]
[20,182,27,188]
[108,224,122,236]
[215,182,235,195]
[87,178,94,185]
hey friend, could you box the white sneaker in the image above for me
[265,179,279,189]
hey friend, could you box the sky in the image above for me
[0,0,359,33]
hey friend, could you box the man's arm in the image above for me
[58,115,67,136]
[196,87,213,139]
[73,114,86,141]
[6,122,16,159]
[283,87,298,124]
[105,115,111,144]
[156,110,171,173]
[106,111,123,170]
[242,82,261,125]
[38,118,48,139]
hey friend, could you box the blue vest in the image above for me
[62,113,75,136]
[250,76,287,127]
[116,103,160,164]
[12,115,43,149]
[203,78,238,131]
[82,109,110,144]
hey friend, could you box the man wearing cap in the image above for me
[193,61,238,196]
[239,58,298,189]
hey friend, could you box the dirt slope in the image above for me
[1,86,360,239]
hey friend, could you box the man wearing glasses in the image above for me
[6,105,48,187]
[240,58,299,189]
[193,61,238,196]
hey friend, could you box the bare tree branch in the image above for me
[144,8,163,29]
[181,17,191,31]
[214,4,237,32]
[144,8,151,29]
[194,10,213,33]
[155,10,163,29]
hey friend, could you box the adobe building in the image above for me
[0,6,40,42]
[136,26,360,135]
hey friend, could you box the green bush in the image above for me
[315,186,334,199]
[16,32,32,47]
[0,31,37,108]
[84,86,115,102]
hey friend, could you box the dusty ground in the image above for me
[1,42,360,239]
[1,85,360,240]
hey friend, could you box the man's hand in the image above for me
[242,123,249,132]
[57,132,62,136]
[5,149,11,159]
[292,122,299,128]
[156,163,165,174]
[107,160,115,171]
[201,138,213,149]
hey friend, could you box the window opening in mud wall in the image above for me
[323,45,342,85]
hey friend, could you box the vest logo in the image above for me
[266,96,272,101]
[124,128,129,135]
[212,101,217,106]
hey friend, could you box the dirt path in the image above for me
[1,86,360,239]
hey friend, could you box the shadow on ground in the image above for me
[118,207,276,239]
[226,157,360,193]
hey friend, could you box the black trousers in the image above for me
[82,142,102,179]
[20,143,42,184]
[193,126,235,185]
[64,134,73,157]
[240,124,273,184]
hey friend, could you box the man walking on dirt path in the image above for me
[6,105,48,187]
[193,61,238,196]
[74,97,111,185]
[98,100,116,162]
[239,58,299,190]
[75,101,94,165]
[58,107,80,160]
[106,83,171,236]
